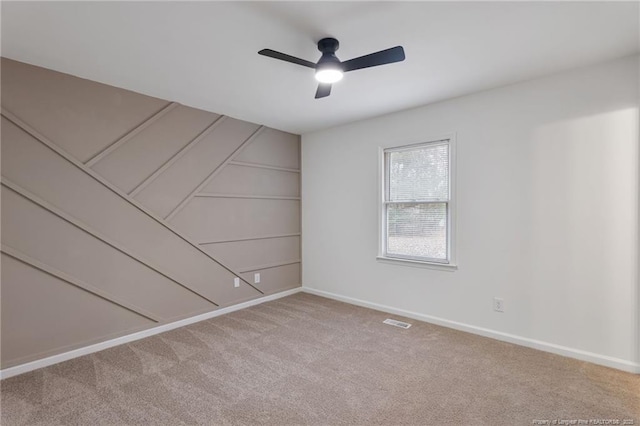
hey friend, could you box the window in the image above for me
[379,138,456,268]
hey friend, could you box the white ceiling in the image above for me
[2,1,638,134]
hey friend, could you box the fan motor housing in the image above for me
[317,38,339,53]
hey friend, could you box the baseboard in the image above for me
[5,285,636,378]
[302,287,640,374]
[0,287,302,380]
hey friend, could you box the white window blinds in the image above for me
[388,143,449,202]
[384,141,451,263]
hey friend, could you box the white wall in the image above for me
[302,55,639,372]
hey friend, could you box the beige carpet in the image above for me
[1,292,638,425]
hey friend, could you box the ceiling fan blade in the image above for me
[315,83,332,99]
[258,49,317,69]
[342,46,405,72]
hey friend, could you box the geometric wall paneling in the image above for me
[202,164,300,198]
[233,127,300,170]
[2,242,160,323]
[239,263,301,295]
[170,197,301,243]
[0,111,261,306]
[85,102,180,168]
[134,117,261,219]
[170,125,302,297]
[200,235,301,272]
[0,186,214,321]
[0,58,168,163]
[1,253,154,367]
[90,105,220,194]
[0,59,300,368]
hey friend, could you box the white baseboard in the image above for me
[302,287,640,374]
[0,287,302,380]
[4,285,637,379]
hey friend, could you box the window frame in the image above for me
[377,135,457,271]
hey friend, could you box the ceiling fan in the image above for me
[258,38,405,99]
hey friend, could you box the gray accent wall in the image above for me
[0,58,301,369]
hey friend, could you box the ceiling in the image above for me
[2,1,638,135]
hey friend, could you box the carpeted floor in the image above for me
[1,292,638,425]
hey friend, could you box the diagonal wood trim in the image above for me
[129,115,227,197]
[1,244,161,323]
[0,108,263,295]
[1,179,219,307]
[237,260,301,273]
[228,161,301,173]
[194,193,301,200]
[84,102,179,167]
[164,125,266,221]
[199,233,301,245]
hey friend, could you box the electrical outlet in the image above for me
[233,277,240,288]
[493,297,504,313]
[254,273,261,284]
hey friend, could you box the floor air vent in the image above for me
[383,318,412,329]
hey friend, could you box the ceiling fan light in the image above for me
[315,68,343,83]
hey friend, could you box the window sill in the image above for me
[376,256,458,271]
